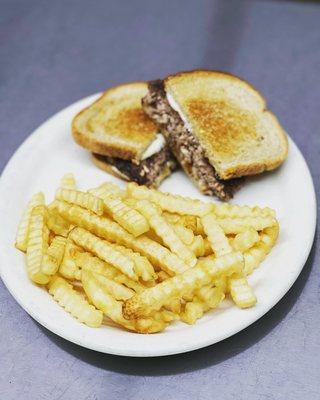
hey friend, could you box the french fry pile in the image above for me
[15,174,279,333]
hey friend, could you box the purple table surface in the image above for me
[0,0,319,399]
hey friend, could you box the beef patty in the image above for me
[93,145,176,187]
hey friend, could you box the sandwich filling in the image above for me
[141,133,166,160]
[142,80,242,200]
[93,146,176,187]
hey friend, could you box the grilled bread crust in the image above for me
[72,82,159,162]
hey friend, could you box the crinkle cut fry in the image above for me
[26,205,50,284]
[59,240,81,280]
[123,252,244,319]
[215,216,277,234]
[47,208,72,237]
[112,244,156,282]
[69,227,137,280]
[42,235,67,275]
[244,224,279,276]
[201,213,232,256]
[212,203,276,218]
[15,192,45,252]
[162,212,198,232]
[127,182,213,216]
[181,286,225,325]
[88,182,125,200]
[60,173,76,190]
[81,270,169,333]
[135,200,197,267]
[231,228,260,252]
[55,188,104,216]
[103,196,149,237]
[55,201,188,275]
[172,224,194,245]
[48,275,103,327]
[229,276,257,308]
[90,271,134,300]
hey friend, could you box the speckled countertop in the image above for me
[0,0,319,399]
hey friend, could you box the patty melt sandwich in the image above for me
[142,70,288,200]
[72,82,176,187]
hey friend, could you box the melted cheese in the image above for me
[141,134,166,160]
[166,92,193,132]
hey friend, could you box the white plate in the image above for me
[0,94,316,357]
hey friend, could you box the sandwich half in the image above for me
[142,70,288,200]
[72,82,176,187]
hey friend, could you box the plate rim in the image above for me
[0,93,317,357]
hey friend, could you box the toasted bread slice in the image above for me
[164,71,288,180]
[72,82,159,161]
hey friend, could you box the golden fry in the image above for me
[112,244,156,282]
[47,208,72,237]
[60,173,76,189]
[16,192,45,252]
[163,212,198,232]
[41,254,58,276]
[244,225,279,275]
[172,224,194,245]
[48,275,103,327]
[26,205,50,284]
[88,182,125,200]
[127,182,213,216]
[181,301,204,325]
[181,286,225,324]
[47,236,67,264]
[42,236,67,275]
[214,275,228,293]
[59,241,80,280]
[232,228,260,252]
[55,188,104,215]
[196,286,221,308]
[212,203,276,218]
[90,271,134,300]
[133,236,190,276]
[201,213,232,256]
[136,200,197,267]
[216,216,277,234]
[103,196,149,237]
[164,298,182,314]
[229,277,257,308]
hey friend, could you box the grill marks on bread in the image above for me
[72,82,159,161]
[186,99,261,160]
